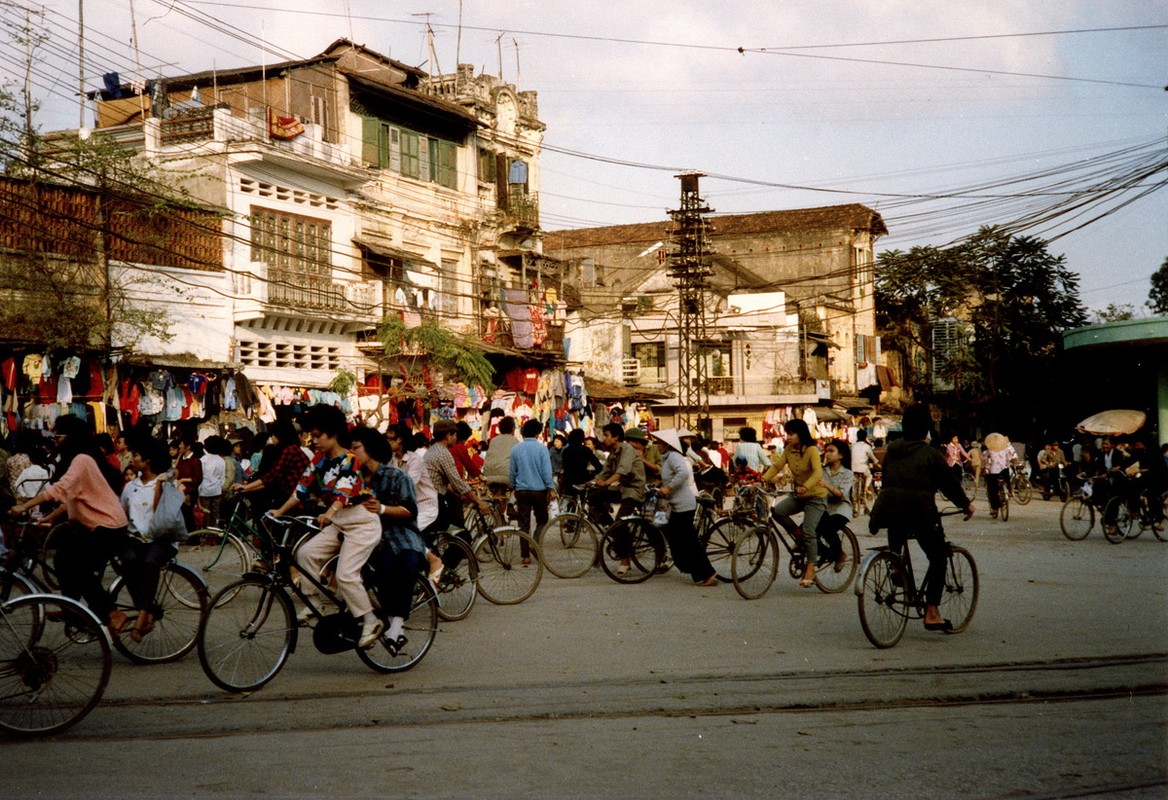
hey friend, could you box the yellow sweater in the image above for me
[762,446,827,498]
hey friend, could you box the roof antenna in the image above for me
[412,13,442,76]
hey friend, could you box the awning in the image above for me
[584,375,672,403]
[806,331,842,349]
[811,406,849,422]
[353,239,438,271]
[124,353,241,370]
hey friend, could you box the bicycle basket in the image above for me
[640,495,671,526]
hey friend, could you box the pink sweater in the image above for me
[44,454,128,531]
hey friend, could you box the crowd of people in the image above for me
[3,405,1164,647]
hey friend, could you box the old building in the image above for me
[545,204,888,433]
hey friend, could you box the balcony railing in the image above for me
[505,187,539,229]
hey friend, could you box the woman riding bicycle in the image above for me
[762,419,827,588]
[868,405,973,633]
[8,414,131,638]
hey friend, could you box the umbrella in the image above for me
[1076,409,1146,436]
[983,432,1009,452]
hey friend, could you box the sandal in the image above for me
[616,561,630,577]
[107,609,129,637]
[798,567,816,588]
[130,613,155,644]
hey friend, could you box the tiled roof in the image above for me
[544,203,887,251]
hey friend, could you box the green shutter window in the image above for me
[361,116,381,167]
[437,140,457,189]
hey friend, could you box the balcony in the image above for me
[232,262,383,326]
[504,187,539,230]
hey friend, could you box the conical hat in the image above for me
[984,432,1009,452]
[650,428,684,453]
[676,428,696,438]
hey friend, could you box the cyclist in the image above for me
[232,420,310,525]
[591,424,648,577]
[8,414,131,638]
[349,426,424,655]
[850,429,879,507]
[982,435,1018,519]
[732,426,770,478]
[869,405,973,633]
[762,418,828,588]
[269,405,385,650]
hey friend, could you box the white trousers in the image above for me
[295,504,382,618]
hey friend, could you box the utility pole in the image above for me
[668,172,714,437]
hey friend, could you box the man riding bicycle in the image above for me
[868,405,973,633]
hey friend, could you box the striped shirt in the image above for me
[425,441,473,498]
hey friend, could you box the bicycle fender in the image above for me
[854,547,893,597]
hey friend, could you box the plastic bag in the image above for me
[148,481,189,543]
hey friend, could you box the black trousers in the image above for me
[661,508,715,582]
[119,539,177,613]
[373,548,423,620]
[514,489,550,559]
[55,523,126,618]
[815,513,848,563]
[888,523,947,608]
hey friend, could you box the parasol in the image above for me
[983,432,1009,452]
[1076,409,1146,436]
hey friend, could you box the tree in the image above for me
[1091,303,1136,323]
[1149,256,1168,315]
[1,59,219,352]
[876,226,1087,430]
[377,316,496,393]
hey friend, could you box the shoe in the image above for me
[798,567,816,588]
[358,619,385,650]
[107,609,129,637]
[521,557,532,566]
[833,554,847,573]
[695,573,719,587]
[924,619,954,633]
[130,612,155,644]
[296,604,317,625]
[989,510,998,519]
[616,561,630,577]
[654,558,673,575]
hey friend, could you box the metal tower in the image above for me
[667,172,714,437]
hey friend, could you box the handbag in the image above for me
[148,480,189,543]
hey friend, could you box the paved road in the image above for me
[5,498,1167,798]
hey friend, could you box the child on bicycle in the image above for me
[868,405,973,632]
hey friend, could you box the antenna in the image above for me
[512,38,520,89]
[455,0,463,68]
[411,13,442,76]
[495,32,505,79]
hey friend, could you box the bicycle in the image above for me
[1010,463,1033,505]
[1102,475,1168,544]
[179,494,260,596]
[728,492,859,600]
[855,509,978,648]
[536,485,601,579]
[960,464,980,502]
[852,472,877,516]
[197,514,438,693]
[597,488,669,584]
[0,589,112,736]
[2,515,206,664]
[1040,464,1072,502]
[1059,476,1101,540]
[462,504,543,604]
[426,526,479,621]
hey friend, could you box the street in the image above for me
[4,497,1167,799]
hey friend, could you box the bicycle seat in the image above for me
[696,494,717,508]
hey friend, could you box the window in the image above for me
[250,208,334,306]
[237,340,340,371]
[440,264,459,316]
[360,116,458,188]
[632,342,666,383]
[478,148,497,183]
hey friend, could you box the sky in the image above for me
[3,0,1166,314]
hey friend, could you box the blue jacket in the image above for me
[510,438,555,491]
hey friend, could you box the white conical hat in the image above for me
[650,428,683,453]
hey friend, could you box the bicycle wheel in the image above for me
[0,594,111,736]
[536,513,598,579]
[999,490,1010,522]
[357,575,438,674]
[814,526,859,594]
[110,563,207,664]
[432,535,477,622]
[703,516,749,582]
[1059,497,1094,540]
[1103,497,1133,544]
[730,526,778,600]
[940,546,978,633]
[179,528,251,602]
[1013,475,1033,505]
[857,551,908,649]
[961,472,976,504]
[599,518,662,584]
[473,527,543,605]
[197,578,295,693]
